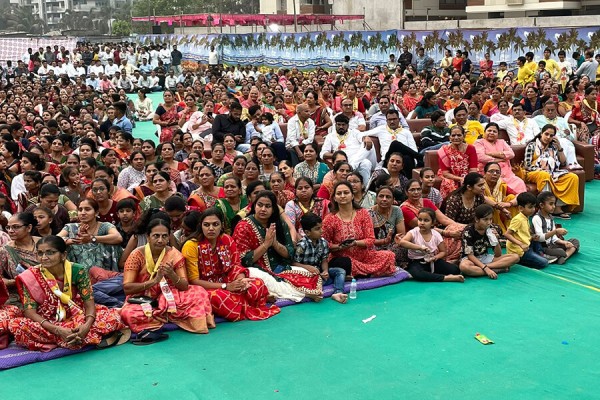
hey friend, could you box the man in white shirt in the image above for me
[120,59,136,76]
[369,95,407,130]
[73,61,86,77]
[365,109,420,175]
[164,70,178,90]
[53,60,66,76]
[149,46,159,68]
[159,44,171,71]
[208,46,219,72]
[118,70,135,92]
[286,104,315,165]
[149,71,161,91]
[104,59,119,77]
[37,61,50,77]
[88,60,104,76]
[491,103,539,145]
[22,48,32,65]
[321,113,374,184]
[138,72,153,90]
[533,100,582,169]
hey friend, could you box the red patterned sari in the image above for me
[9,264,124,351]
[0,279,21,349]
[232,216,322,297]
[183,235,280,321]
[437,144,477,199]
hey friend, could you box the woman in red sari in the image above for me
[152,90,181,143]
[233,191,322,302]
[183,208,280,321]
[121,219,215,344]
[437,125,479,199]
[305,90,332,138]
[322,181,396,277]
[8,236,128,351]
[0,279,21,349]
[188,165,225,211]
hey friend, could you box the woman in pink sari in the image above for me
[152,90,181,143]
[474,122,526,193]
[437,125,479,199]
[120,219,215,344]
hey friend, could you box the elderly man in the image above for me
[491,102,539,145]
[329,98,366,134]
[286,104,315,166]
[320,114,373,184]
[365,109,420,176]
[533,100,582,169]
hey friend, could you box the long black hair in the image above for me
[249,190,287,244]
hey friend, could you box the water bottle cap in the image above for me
[351,278,356,282]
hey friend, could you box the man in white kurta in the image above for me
[320,114,374,184]
[364,109,419,174]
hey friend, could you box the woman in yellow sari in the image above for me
[482,162,518,233]
[524,124,579,219]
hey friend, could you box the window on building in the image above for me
[439,0,467,9]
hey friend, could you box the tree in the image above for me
[112,20,132,37]
[6,5,46,34]
[131,0,259,18]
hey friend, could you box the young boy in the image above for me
[531,192,580,265]
[293,213,348,303]
[115,198,137,246]
[504,192,555,269]
[496,61,508,80]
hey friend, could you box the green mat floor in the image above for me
[1,265,599,399]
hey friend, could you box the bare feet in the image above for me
[267,294,277,303]
[331,293,348,304]
[444,274,465,283]
[307,293,324,302]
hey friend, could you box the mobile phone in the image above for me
[340,238,355,246]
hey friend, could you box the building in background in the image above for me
[8,0,132,30]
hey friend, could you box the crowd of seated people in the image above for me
[0,40,592,350]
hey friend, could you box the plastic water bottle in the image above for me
[349,278,357,299]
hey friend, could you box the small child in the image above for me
[504,192,551,269]
[459,204,520,279]
[32,206,54,237]
[115,198,137,247]
[259,112,283,145]
[398,207,464,282]
[531,192,580,265]
[293,213,347,303]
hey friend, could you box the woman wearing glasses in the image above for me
[0,213,40,299]
[8,235,128,351]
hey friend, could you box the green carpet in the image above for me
[131,92,165,145]
[1,265,599,399]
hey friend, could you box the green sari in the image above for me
[215,196,248,235]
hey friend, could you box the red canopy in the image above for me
[131,13,364,27]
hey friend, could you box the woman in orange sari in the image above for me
[121,219,215,344]
[113,131,134,164]
[437,125,479,199]
[183,208,280,321]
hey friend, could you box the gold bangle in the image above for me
[175,276,181,284]
[85,314,96,322]
[39,318,48,327]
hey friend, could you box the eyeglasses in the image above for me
[486,170,501,175]
[5,224,24,231]
[37,250,59,258]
